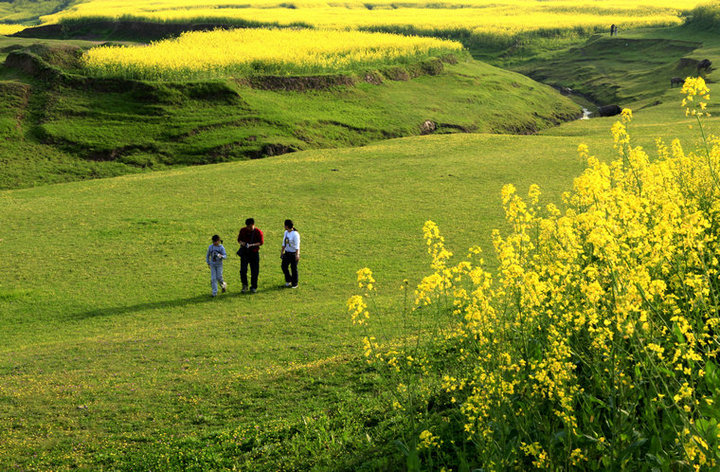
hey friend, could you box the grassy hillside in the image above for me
[1,77,718,467]
[0,129,604,471]
[500,22,720,109]
[511,34,701,105]
[0,38,580,190]
[3,6,720,470]
[0,0,77,24]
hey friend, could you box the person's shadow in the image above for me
[71,285,286,320]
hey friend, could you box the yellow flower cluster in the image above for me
[347,295,369,325]
[82,28,463,79]
[520,442,549,469]
[0,24,25,35]
[418,429,441,450]
[682,76,711,117]
[356,267,375,291]
[414,220,459,305]
[347,267,378,325]
[350,94,720,469]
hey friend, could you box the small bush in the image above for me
[686,3,720,30]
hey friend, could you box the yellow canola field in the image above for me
[83,28,464,79]
[0,24,25,35]
[41,0,706,35]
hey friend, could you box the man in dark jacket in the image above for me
[237,218,264,293]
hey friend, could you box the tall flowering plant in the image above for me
[350,81,720,470]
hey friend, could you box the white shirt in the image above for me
[283,230,300,253]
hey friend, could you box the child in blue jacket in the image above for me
[206,235,227,296]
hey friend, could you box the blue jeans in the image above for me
[210,263,224,295]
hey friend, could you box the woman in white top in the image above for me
[281,219,300,288]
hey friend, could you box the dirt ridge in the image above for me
[5,44,455,93]
[12,20,308,41]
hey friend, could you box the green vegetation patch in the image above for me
[0,128,599,470]
[2,89,717,467]
[0,45,580,189]
[0,0,78,24]
[510,34,702,106]
[5,12,720,470]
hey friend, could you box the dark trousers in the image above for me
[281,252,298,286]
[241,251,260,289]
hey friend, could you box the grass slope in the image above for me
[0,128,608,470]
[3,80,718,466]
[0,0,78,24]
[0,39,580,190]
[502,24,720,108]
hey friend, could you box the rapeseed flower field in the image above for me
[40,0,703,40]
[351,81,720,469]
[82,28,464,79]
[0,24,25,35]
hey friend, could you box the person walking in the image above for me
[281,219,300,288]
[206,235,227,297]
[237,217,264,293]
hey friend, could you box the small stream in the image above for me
[553,86,598,120]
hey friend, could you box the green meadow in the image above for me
[0,132,586,469]
[2,8,720,471]
[0,39,579,190]
[2,100,717,469]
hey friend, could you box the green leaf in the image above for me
[672,323,685,344]
[696,418,718,437]
[706,360,720,391]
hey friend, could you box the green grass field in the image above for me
[0,0,77,24]
[3,7,720,471]
[3,97,717,469]
[1,134,579,470]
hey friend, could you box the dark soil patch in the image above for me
[262,143,297,156]
[406,58,444,78]
[240,75,357,91]
[363,72,383,85]
[437,122,475,133]
[493,121,539,135]
[317,120,399,139]
[12,20,310,42]
[0,44,25,54]
[676,57,700,69]
[381,66,410,81]
[175,117,280,141]
[439,54,459,65]
[85,144,161,162]
[206,140,298,160]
